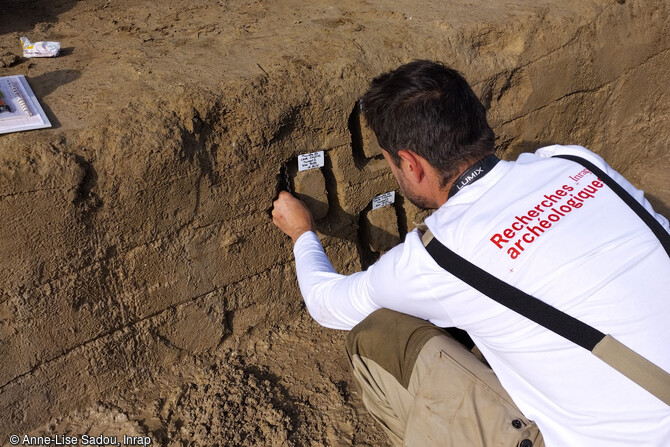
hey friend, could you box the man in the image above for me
[271,60,670,446]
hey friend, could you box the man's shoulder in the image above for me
[530,145,609,170]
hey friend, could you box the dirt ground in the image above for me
[0,0,668,445]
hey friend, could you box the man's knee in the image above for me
[346,308,446,389]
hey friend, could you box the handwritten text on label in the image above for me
[372,191,396,210]
[298,151,325,171]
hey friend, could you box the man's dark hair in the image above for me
[360,60,495,187]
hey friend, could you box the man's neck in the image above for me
[434,164,470,208]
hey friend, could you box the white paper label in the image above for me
[298,151,325,171]
[372,191,395,210]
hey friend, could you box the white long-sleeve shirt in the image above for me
[293,145,670,446]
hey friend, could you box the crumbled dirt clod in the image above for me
[164,355,295,447]
[0,52,19,67]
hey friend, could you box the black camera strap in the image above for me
[448,154,500,199]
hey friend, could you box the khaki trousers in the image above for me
[346,309,544,447]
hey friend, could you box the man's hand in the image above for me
[272,191,316,243]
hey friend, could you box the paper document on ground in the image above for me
[0,75,52,134]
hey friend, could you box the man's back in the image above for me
[437,145,669,443]
[361,144,670,445]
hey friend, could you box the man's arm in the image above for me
[272,191,457,330]
[271,191,316,243]
[272,192,379,329]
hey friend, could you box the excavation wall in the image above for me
[0,0,668,443]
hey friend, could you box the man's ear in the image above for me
[397,149,425,182]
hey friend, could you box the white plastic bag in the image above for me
[20,37,60,58]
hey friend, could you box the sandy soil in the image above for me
[0,0,668,445]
